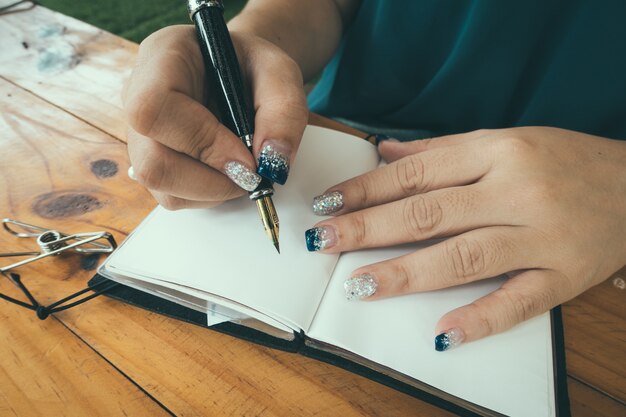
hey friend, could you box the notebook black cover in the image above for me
[88,273,570,416]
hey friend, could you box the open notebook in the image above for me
[94,125,568,417]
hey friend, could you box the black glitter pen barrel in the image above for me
[186,0,280,252]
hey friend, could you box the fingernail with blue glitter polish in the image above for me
[305,225,337,252]
[257,141,290,185]
[434,328,465,352]
[312,191,343,216]
[344,273,378,300]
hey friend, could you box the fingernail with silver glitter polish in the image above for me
[224,161,262,191]
[257,141,290,185]
[434,328,465,352]
[312,191,343,216]
[304,225,337,252]
[344,273,378,300]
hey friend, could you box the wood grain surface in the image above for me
[1,4,624,416]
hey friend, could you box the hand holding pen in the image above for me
[122,6,308,242]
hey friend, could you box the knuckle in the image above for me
[500,285,558,324]
[125,89,165,137]
[348,212,370,247]
[391,261,418,293]
[195,141,217,166]
[282,53,304,80]
[476,306,497,336]
[446,238,487,281]
[512,294,537,323]
[403,195,443,239]
[496,134,535,157]
[190,123,221,164]
[499,289,538,324]
[133,156,167,191]
[394,156,427,195]
[353,178,371,209]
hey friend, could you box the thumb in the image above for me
[433,270,564,351]
[240,36,308,186]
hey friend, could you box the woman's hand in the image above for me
[306,127,626,350]
[123,25,308,209]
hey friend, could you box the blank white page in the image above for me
[308,245,555,417]
[101,125,380,332]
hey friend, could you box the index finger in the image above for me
[312,140,495,216]
[124,26,257,176]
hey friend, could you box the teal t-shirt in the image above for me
[308,1,626,140]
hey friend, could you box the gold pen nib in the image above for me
[255,195,280,253]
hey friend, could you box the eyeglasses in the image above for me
[0,1,38,16]
[1,270,118,320]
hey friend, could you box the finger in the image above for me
[124,27,257,179]
[123,25,204,103]
[240,35,308,185]
[127,128,246,201]
[433,269,565,351]
[312,140,494,216]
[128,89,257,175]
[306,183,511,252]
[151,191,223,210]
[378,129,491,163]
[345,226,541,299]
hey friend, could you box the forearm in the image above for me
[228,0,361,81]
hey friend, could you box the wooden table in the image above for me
[1,5,624,416]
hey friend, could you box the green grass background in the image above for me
[39,0,248,42]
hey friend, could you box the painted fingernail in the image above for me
[127,166,137,181]
[304,225,337,252]
[257,142,290,185]
[344,273,378,300]
[434,328,465,352]
[312,191,343,215]
[224,161,262,191]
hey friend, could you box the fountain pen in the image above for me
[187,0,280,252]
